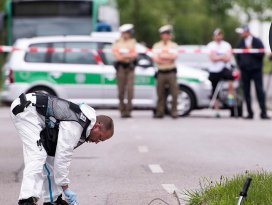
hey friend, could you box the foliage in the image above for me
[0,0,5,10]
[235,0,272,22]
[117,0,241,47]
[0,0,270,47]
[185,171,272,205]
[117,0,272,47]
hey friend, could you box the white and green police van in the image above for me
[1,33,212,116]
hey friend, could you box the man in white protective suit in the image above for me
[10,92,114,205]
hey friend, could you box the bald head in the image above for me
[88,115,114,144]
[96,115,114,138]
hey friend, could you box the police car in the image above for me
[1,33,212,116]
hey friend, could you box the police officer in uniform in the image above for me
[11,93,114,205]
[152,25,179,118]
[112,24,137,118]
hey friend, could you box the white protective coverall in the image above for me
[10,93,96,203]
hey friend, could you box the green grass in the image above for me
[0,53,5,91]
[184,171,272,205]
[263,57,272,74]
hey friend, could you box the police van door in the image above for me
[24,41,103,104]
[99,43,118,107]
[59,41,103,105]
[134,53,157,108]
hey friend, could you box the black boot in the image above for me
[18,197,38,205]
[43,195,68,205]
[260,113,270,119]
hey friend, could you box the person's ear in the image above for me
[94,122,103,129]
[91,122,98,130]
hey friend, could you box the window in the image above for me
[65,42,98,65]
[25,41,98,65]
[100,43,115,65]
[51,42,65,63]
[12,18,93,42]
[12,1,92,17]
[25,43,49,63]
[11,1,93,42]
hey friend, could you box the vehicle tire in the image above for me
[1,101,11,107]
[27,86,57,96]
[166,86,196,117]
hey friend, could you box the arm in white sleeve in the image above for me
[54,121,82,186]
[224,42,232,62]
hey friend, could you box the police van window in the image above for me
[100,43,153,67]
[64,42,98,65]
[100,43,115,65]
[25,43,50,63]
[51,42,65,63]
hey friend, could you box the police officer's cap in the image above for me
[159,25,173,34]
[119,24,134,33]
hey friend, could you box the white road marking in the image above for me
[138,146,149,153]
[161,184,178,194]
[149,164,164,173]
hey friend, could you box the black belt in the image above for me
[114,60,136,69]
[12,93,31,116]
[158,68,177,74]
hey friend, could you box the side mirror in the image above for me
[137,59,153,68]
[136,54,154,68]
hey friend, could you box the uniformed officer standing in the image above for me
[152,25,179,118]
[235,24,270,119]
[112,24,137,118]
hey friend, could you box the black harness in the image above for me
[12,93,91,156]
[12,93,31,116]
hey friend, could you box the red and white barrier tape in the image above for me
[232,48,266,54]
[0,45,268,54]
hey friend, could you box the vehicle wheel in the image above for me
[27,86,57,96]
[166,86,195,117]
[1,101,11,107]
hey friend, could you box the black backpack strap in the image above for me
[81,118,90,138]
[33,93,48,116]
[69,102,91,149]
[12,93,31,116]
[69,102,81,114]
[74,118,91,149]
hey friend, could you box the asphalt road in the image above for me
[0,106,272,205]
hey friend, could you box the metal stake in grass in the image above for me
[237,177,252,205]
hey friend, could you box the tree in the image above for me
[235,0,272,22]
[116,0,240,47]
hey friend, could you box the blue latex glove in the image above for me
[64,188,77,205]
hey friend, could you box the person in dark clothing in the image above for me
[235,24,270,119]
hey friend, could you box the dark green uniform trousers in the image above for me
[116,66,135,117]
[156,72,178,117]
